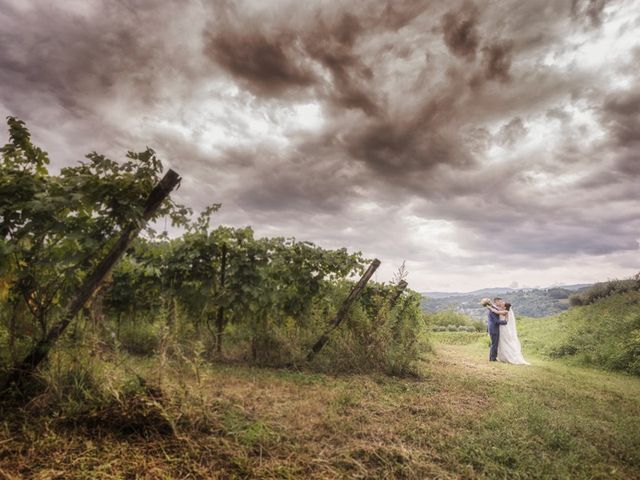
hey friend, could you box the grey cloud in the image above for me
[481,40,514,83]
[546,107,571,122]
[602,88,640,144]
[0,2,197,109]
[496,117,527,146]
[203,30,316,97]
[571,0,608,27]
[441,1,481,61]
[201,3,392,114]
[1,0,638,289]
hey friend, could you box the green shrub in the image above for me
[118,321,161,356]
[311,290,430,376]
[425,310,485,332]
[521,291,640,375]
[30,348,127,414]
[426,310,473,327]
[569,275,639,306]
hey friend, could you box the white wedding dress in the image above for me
[497,310,529,365]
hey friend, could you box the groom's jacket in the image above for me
[487,310,507,335]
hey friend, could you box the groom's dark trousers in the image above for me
[487,310,508,361]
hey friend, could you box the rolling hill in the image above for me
[421,284,591,319]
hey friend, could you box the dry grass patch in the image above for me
[2,341,638,478]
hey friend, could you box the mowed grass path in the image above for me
[427,337,640,479]
[2,338,639,479]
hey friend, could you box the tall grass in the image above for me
[4,336,639,479]
[519,291,640,375]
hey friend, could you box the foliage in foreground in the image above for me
[0,117,428,384]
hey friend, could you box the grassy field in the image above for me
[1,334,639,479]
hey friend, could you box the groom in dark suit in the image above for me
[487,297,508,361]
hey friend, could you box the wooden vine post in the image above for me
[215,243,228,354]
[306,258,381,361]
[374,279,408,325]
[2,169,181,392]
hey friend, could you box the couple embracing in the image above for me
[481,297,529,365]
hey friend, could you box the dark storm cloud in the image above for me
[602,88,640,144]
[441,1,481,61]
[0,2,187,110]
[195,0,638,266]
[341,97,475,179]
[0,1,209,166]
[481,40,514,82]
[202,3,390,115]
[204,30,316,97]
[1,0,639,289]
[597,84,640,180]
[305,38,380,115]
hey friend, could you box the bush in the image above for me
[425,310,486,332]
[540,291,640,375]
[24,347,127,415]
[311,290,430,376]
[471,320,487,332]
[118,321,161,356]
[569,275,639,306]
[215,283,430,376]
[426,310,473,328]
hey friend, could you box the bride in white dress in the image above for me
[497,303,529,365]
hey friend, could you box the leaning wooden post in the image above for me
[2,169,181,392]
[306,258,381,361]
[374,279,408,325]
[215,243,228,354]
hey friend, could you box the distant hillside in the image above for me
[422,284,590,299]
[421,284,592,319]
[422,287,518,300]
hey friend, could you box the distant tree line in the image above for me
[569,275,640,306]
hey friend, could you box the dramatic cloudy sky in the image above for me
[1,0,639,291]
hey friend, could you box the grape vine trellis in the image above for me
[0,117,424,395]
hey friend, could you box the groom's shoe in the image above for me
[489,358,497,362]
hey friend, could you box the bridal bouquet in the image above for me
[480,298,492,307]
